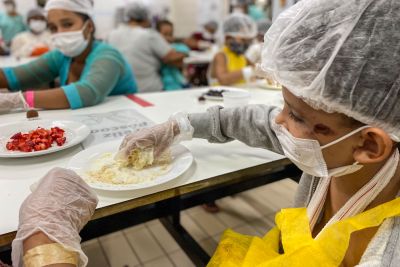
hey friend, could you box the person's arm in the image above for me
[149,31,185,68]
[0,70,9,88]
[183,37,199,50]
[23,232,75,267]
[31,88,71,109]
[117,105,284,164]
[0,50,60,91]
[212,52,245,85]
[188,105,283,153]
[162,50,186,68]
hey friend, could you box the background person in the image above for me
[208,13,256,86]
[0,0,137,113]
[10,8,52,58]
[0,0,27,53]
[185,20,219,51]
[108,3,185,93]
[156,19,190,91]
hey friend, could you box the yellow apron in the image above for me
[208,197,400,267]
[211,46,248,86]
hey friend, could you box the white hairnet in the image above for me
[45,0,93,17]
[257,19,272,35]
[204,20,218,31]
[124,2,149,22]
[27,8,45,19]
[223,13,257,39]
[261,0,400,140]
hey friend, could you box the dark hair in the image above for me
[76,12,96,36]
[156,19,173,32]
[340,114,365,129]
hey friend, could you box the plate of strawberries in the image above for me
[0,120,90,158]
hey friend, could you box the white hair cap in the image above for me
[223,13,257,39]
[45,0,94,18]
[261,0,400,141]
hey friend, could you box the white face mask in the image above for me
[51,22,89,58]
[271,119,370,178]
[29,20,47,34]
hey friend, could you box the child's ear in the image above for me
[353,128,395,164]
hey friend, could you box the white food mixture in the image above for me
[85,152,171,185]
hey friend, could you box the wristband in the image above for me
[23,243,78,267]
[25,90,35,108]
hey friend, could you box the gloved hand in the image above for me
[116,113,194,162]
[12,168,98,267]
[0,92,28,112]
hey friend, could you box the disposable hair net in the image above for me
[223,13,257,39]
[257,19,272,35]
[260,0,400,141]
[27,8,45,20]
[124,2,149,22]
[204,20,218,31]
[45,0,94,17]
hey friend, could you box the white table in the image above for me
[0,87,291,254]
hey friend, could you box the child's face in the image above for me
[159,24,174,43]
[275,87,368,169]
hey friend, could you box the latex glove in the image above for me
[0,92,28,112]
[12,168,98,267]
[116,113,194,162]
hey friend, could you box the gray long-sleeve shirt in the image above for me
[188,104,400,266]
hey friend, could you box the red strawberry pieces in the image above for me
[6,127,66,152]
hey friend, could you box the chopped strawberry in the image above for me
[5,127,67,153]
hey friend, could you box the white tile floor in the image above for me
[82,178,298,267]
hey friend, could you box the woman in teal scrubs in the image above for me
[0,0,137,111]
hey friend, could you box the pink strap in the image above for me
[25,91,35,108]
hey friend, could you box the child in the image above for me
[208,13,256,86]
[156,20,190,91]
[117,0,400,265]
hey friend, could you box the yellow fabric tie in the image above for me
[23,243,78,267]
[208,197,400,267]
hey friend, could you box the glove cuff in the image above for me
[170,112,194,143]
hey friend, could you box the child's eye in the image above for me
[288,111,304,123]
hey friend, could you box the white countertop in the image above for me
[0,87,285,237]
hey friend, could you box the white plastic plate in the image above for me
[0,120,90,158]
[67,140,193,191]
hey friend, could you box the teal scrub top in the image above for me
[161,43,190,91]
[3,40,138,109]
[0,12,27,44]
